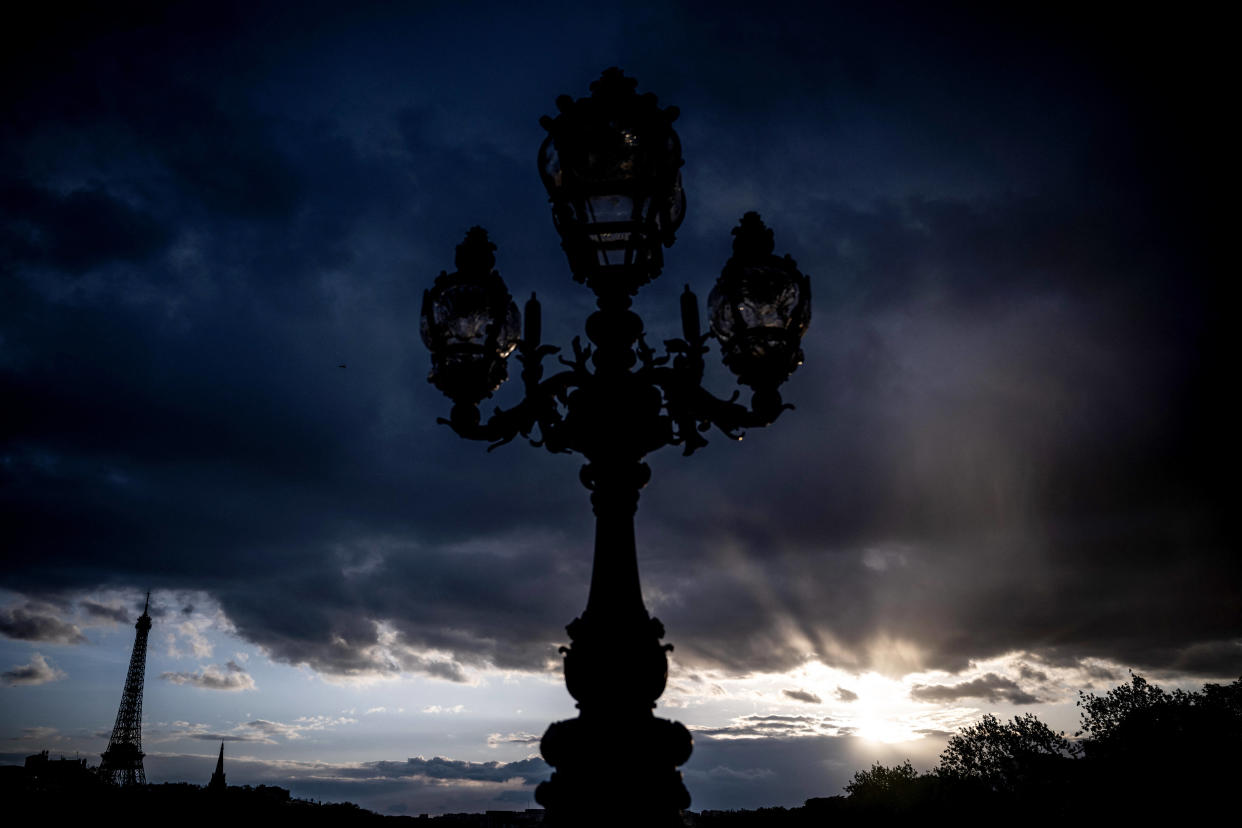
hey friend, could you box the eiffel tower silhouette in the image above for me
[99,592,153,786]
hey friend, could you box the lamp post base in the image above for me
[535,606,693,826]
[536,712,692,826]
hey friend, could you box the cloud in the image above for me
[360,756,549,786]
[137,749,550,817]
[158,721,272,744]
[189,733,266,742]
[1017,663,1048,682]
[701,765,776,782]
[1081,662,1121,682]
[486,732,540,748]
[159,660,255,691]
[0,0,1234,704]
[910,672,1041,705]
[0,604,87,645]
[692,714,847,740]
[0,180,172,274]
[242,715,357,741]
[79,599,134,624]
[165,619,214,659]
[11,726,59,742]
[835,686,859,702]
[2,653,66,686]
[683,733,945,811]
[783,688,823,704]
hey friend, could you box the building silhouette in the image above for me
[99,592,153,786]
[208,742,226,791]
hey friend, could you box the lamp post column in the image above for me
[535,292,692,825]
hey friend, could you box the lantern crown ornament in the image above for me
[708,212,812,391]
[420,227,521,404]
[538,67,685,297]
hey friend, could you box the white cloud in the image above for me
[11,725,60,741]
[486,731,540,748]
[2,652,67,686]
[245,715,358,741]
[160,660,255,691]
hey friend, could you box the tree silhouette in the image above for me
[1075,671,1173,745]
[844,759,918,797]
[1075,673,1242,817]
[937,712,1077,796]
[843,760,924,813]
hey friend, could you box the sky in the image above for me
[1,0,1236,816]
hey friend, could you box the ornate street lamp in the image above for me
[421,69,811,826]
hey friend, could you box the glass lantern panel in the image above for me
[431,283,519,351]
[707,283,736,341]
[737,277,802,329]
[662,173,685,233]
[443,308,491,345]
[593,234,636,267]
[709,265,806,342]
[539,137,562,191]
[583,140,640,185]
[584,193,637,224]
[497,301,521,357]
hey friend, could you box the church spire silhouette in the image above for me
[99,591,152,786]
[208,742,226,791]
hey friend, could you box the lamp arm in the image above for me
[654,357,792,453]
[436,356,581,453]
[437,400,529,449]
[694,384,791,437]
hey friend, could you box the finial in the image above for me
[731,212,775,260]
[455,226,497,274]
[143,590,150,614]
[590,67,639,99]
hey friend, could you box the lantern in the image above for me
[708,213,811,390]
[538,68,685,296]
[420,227,521,403]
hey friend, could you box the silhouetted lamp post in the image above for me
[421,69,811,825]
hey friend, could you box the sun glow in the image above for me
[851,714,921,744]
[831,670,932,743]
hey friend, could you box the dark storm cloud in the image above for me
[0,605,87,645]
[1,0,593,683]
[78,600,132,624]
[0,180,172,274]
[1081,663,1120,681]
[639,182,1238,677]
[910,673,1040,705]
[0,0,1236,693]
[138,750,549,815]
[352,756,549,786]
[1017,664,1048,683]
